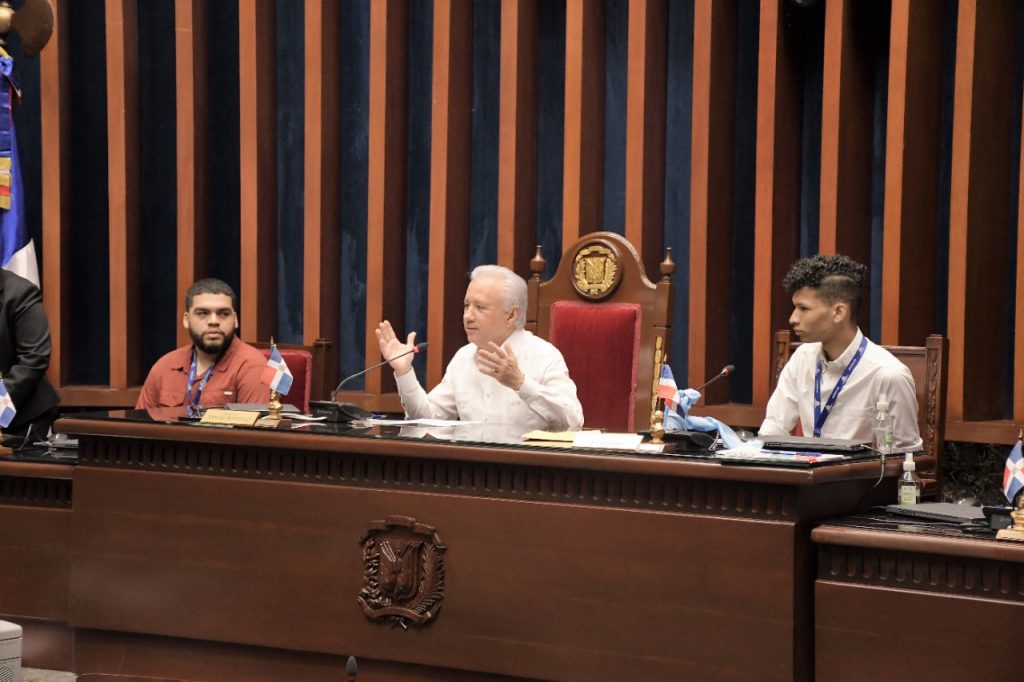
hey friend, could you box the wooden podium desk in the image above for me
[813,516,1022,681]
[4,412,901,681]
[0,452,75,671]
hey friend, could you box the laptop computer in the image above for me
[759,434,870,453]
[885,502,987,524]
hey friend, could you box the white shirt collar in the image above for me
[820,328,864,372]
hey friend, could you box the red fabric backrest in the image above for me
[549,301,641,432]
[259,347,313,413]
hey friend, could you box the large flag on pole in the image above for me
[0,49,38,287]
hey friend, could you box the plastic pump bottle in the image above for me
[873,400,894,457]
[898,453,921,505]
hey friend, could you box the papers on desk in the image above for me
[367,418,480,427]
[523,430,667,452]
[715,447,847,466]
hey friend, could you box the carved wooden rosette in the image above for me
[358,515,446,627]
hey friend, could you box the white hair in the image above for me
[470,265,527,328]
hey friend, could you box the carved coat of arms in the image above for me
[358,516,445,628]
[572,243,621,299]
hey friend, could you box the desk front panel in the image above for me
[814,524,1024,681]
[0,461,74,670]
[70,465,796,681]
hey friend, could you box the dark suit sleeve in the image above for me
[3,280,53,409]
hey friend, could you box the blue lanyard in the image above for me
[813,336,868,437]
[186,350,215,407]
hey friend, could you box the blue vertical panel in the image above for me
[469,0,500,269]
[536,0,566,278]
[797,2,824,258]
[602,0,628,234]
[67,0,110,384]
[137,0,178,374]
[338,1,370,384]
[206,2,241,301]
[405,1,433,385]
[933,0,957,337]
[867,4,890,343]
[276,0,305,344]
[664,0,693,385]
[729,1,758,403]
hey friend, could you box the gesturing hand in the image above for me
[375,321,417,376]
[475,342,524,391]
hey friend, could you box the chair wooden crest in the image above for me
[771,331,949,493]
[251,338,335,413]
[526,232,675,432]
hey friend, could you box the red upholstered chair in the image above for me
[252,339,335,414]
[526,232,675,432]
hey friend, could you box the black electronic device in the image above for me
[309,401,372,422]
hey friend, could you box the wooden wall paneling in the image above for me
[818,0,873,275]
[561,0,604,244]
[497,0,538,276]
[426,0,473,388]
[947,0,1016,422]
[175,0,209,348]
[881,0,944,346]
[363,0,408,394]
[236,0,276,339]
[688,0,735,404]
[303,0,341,348]
[41,0,71,386]
[751,0,802,405]
[1018,74,1024,426]
[239,0,277,342]
[105,0,141,389]
[624,0,667,278]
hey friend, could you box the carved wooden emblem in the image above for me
[572,243,621,300]
[358,515,445,628]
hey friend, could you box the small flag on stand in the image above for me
[657,363,678,413]
[1003,438,1024,504]
[262,345,293,395]
[0,378,16,428]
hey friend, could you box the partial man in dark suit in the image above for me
[0,269,60,440]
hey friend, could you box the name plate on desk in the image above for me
[200,409,259,427]
[572,431,644,450]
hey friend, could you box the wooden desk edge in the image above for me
[812,524,1024,563]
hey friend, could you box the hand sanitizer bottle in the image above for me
[898,453,921,505]
[873,399,894,457]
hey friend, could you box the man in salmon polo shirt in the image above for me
[136,278,269,410]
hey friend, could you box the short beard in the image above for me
[190,327,234,357]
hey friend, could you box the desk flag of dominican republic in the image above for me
[0,49,39,287]
[657,363,679,413]
[0,378,16,429]
[262,345,293,395]
[1003,438,1024,504]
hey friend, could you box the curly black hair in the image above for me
[783,254,866,314]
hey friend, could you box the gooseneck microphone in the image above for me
[331,342,428,400]
[694,364,734,393]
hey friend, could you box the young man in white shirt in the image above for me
[758,254,922,451]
